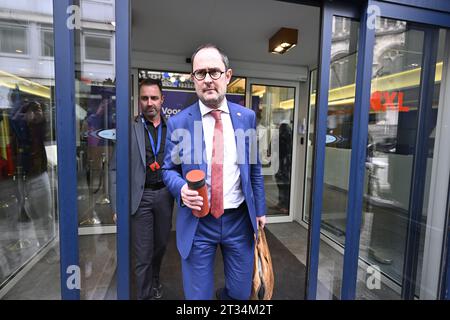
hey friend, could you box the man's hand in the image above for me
[256,215,266,229]
[181,183,203,211]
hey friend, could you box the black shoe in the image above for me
[152,283,163,299]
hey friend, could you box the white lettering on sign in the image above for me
[66,5,81,30]
[366,265,381,290]
[367,4,380,30]
[162,107,181,118]
[66,265,81,290]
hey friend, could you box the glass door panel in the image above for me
[0,0,60,299]
[249,83,296,217]
[358,19,424,297]
[355,18,449,300]
[74,0,117,299]
[316,16,360,299]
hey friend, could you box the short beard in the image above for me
[200,95,224,109]
[143,109,158,121]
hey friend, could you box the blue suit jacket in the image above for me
[162,101,266,259]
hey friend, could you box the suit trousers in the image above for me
[181,203,255,300]
[131,187,174,300]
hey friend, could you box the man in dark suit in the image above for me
[111,79,173,300]
[162,44,266,300]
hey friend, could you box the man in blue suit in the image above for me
[162,44,266,300]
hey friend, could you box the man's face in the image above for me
[139,84,163,121]
[192,48,232,108]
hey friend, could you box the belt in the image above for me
[144,181,165,190]
[223,201,247,214]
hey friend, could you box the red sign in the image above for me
[370,91,410,112]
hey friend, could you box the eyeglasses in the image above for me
[192,68,225,80]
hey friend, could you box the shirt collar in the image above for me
[141,114,166,127]
[199,98,229,117]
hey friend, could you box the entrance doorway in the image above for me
[126,0,321,300]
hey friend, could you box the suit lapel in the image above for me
[228,102,248,185]
[228,102,245,133]
[134,120,146,166]
[188,103,207,173]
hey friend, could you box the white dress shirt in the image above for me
[199,99,245,209]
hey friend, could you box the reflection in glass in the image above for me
[355,19,424,299]
[304,69,317,222]
[0,21,28,54]
[251,85,295,216]
[85,35,111,62]
[0,0,59,299]
[356,20,448,300]
[74,0,117,300]
[316,16,359,299]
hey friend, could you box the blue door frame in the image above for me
[53,0,79,300]
[52,0,132,300]
[53,0,450,300]
[114,0,132,300]
[307,0,450,300]
[341,1,375,300]
[306,1,360,300]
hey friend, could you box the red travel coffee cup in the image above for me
[186,169,209,218]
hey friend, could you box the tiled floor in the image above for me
[2,220,400,300]
[1,234,116,300]
[268,221,399,299]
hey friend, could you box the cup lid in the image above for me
[186,170,206,189]
[186,169,205,182]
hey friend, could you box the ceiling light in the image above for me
[273,46,284,53]
[269,28,298,55]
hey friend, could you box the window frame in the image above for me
[39,24,55,58]
[0,20,30,57]
[82,31,114,64]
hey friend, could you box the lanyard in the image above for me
[141,116,162,158]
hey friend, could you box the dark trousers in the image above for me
[181,203,254,300]
[131,187,174,300]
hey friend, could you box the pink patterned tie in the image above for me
[210,110,224,218]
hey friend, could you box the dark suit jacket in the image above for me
[162,101,266,259]
[110,117,165,215]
